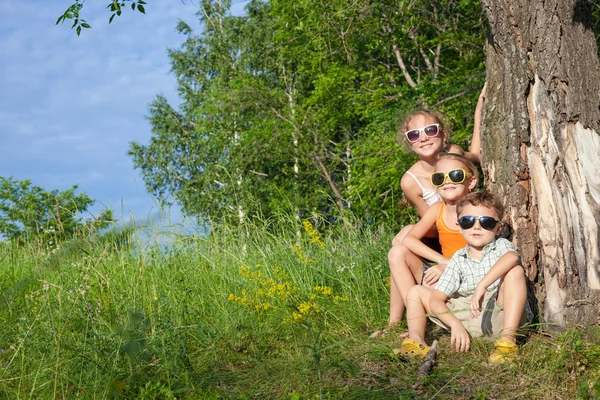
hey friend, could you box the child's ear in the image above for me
[467,176,478,191]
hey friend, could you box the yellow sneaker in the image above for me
[489,337,518,364]
[393,338,430,359]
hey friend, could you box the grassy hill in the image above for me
[0,215,598,399]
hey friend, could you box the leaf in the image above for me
[81,22,91,29]
[71,18,78,29]
[109,13,116,24]
[131,2,136,11]
[55,15,65,25]
[76,25,82,36]
[137,4,145,14]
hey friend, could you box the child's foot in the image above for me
[369,329,388,339]
[488,337,518,364]
[393,338,430,359]
[369,329,409,339]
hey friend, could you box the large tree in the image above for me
[128,0,486,226]
[481,0,600,327]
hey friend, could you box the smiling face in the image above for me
[432,157,477,203]
[457,203,501,250]
[406,114,446,159]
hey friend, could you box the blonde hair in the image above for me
[435,152,479,182]
[457,190,504,219]
[396,109,452,145]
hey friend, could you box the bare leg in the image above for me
[496,265,527,342]
[406,285,434,345]
[387,244,426,326]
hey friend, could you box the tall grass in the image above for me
[0,212,598,399]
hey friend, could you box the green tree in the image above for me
[129,0,487,228]
[0,177,113,242]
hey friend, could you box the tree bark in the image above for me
[481,0,600,327]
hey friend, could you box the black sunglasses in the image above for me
[457,216,500,231]
[430,169,469,187]
[404,123,440,143]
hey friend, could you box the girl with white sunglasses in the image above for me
[371,86,485,339]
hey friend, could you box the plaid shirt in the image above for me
[435,238,519,298]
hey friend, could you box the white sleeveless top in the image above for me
[405,171,442,206]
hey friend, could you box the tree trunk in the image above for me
[481,0,600,328]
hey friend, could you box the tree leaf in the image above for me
[137,4,145,14]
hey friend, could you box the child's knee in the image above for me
[506,265,525,282]
[388,244,409,264]
[407,285,429,304]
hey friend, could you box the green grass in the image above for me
[0,215,599,399]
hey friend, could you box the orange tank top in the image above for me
[436,202,468,258]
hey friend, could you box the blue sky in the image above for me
[0,0,247,224]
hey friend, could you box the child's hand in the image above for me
[478,82,487,102]
[450,324,471,352]
[469,284,487,318]
[422,264,445,286]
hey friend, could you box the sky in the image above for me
[0,0,247,226]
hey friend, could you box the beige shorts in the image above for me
[429,290,528,337]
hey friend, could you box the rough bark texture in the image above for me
[481,0,600,327]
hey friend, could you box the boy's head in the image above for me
[456,191,504,248]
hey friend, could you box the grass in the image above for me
[0,214,599,399]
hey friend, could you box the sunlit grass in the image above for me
[0,213,598,399]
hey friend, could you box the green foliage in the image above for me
[129,0,487,230]
[57,0,147,34]
[0,176,113,243]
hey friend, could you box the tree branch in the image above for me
[315,155,345,213]
[391,42,417,88]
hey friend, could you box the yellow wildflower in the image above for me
[303,220,325,247]
[314,286,333,296]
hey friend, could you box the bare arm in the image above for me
[463,83,486,164]
[400,173,429,218]
[470,251,519,318]
[430,289,470,352]
[402,203,450,265]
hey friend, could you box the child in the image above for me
[398,190,530,364]
[371,87,485,339]
[377,153,479,337]
[391,85,485,248]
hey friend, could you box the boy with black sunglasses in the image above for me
[395,190,532,364]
